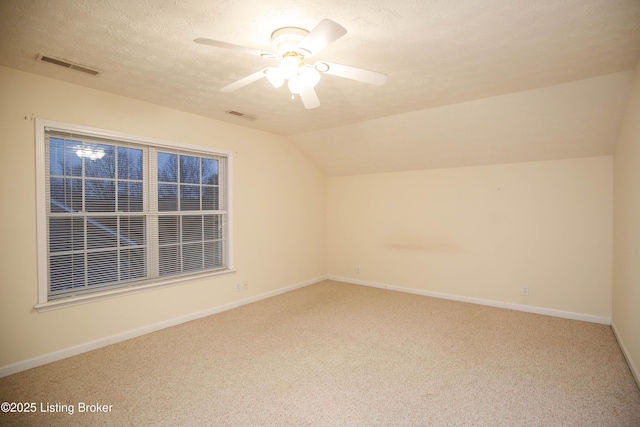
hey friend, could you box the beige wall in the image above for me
[0,66,327,367]
[328,157,613,318]
[613,57,640,383]
[0,60,632,376]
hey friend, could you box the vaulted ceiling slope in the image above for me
[0,1,639,175]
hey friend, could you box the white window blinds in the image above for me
[39,123,231,304]
[155,149,228,277]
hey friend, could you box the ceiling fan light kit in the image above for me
[278,52,303,79]
[195,19,387,109]
[264,68,285,88]
[299,66,321,87]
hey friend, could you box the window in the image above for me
[35,120,233,310]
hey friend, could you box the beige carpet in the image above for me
[1,280,639,426]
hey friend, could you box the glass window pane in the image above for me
[183,243,203,272]
[180,185,200,211]
[87,217,118,249]
[180,155,200,184]
[159,216,179,245]
[85,180,115,212]
[50,178,83,212]
[120,247,146,280]
[203,215,220,240]
[182,215,202,243]
[158,184,177,211]
[202,158,219,185]
[85,144,116,178]
[65,140,83,177]
[87,251,118,286]
[119,216,146,247]
[49,217,84,252]
[204,241,223,269]
[204,215,214,241]
[49,178,65,212]
[202,186,219,211]
[118,147,143,180]
[158,152,177,183]
[50,253,85,292]
[159,245,180,276]
[118,182,143,212]
[49,138,65,176]
[72,218,85,251]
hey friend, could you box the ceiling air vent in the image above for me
[36,54,100,76]
[225,110,256,121]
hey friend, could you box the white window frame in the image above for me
[35,119,234,312]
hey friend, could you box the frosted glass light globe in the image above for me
[299,66,320,87]
[288,74,305,94]
[265,68,284,88]
[279,55,300,80]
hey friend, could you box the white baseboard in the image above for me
[611,320,640,389]
[0,276,327,378]
[328,276,611,325]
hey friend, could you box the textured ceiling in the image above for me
[0,0,639,174]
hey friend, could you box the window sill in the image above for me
[34,268,237,313]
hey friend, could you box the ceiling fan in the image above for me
[194,19,387,109]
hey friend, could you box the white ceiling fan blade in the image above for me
[220,70,267,93]
[317,62,388,86]
[300,86,321,109]
[297,19,347,58]
[194,38,276,58]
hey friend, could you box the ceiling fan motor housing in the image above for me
[271,27,311,57]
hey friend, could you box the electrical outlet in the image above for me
[521,286,529,296]
[235,282,241,292]
[356,265,361,274]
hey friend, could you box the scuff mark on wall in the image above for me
[385,238,459,253]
